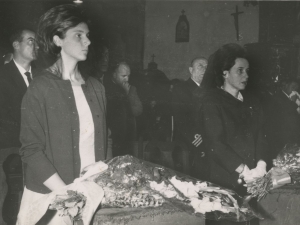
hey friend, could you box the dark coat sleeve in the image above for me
[172,84,200,146]
[0,77,20,148]
[265,92,300,157]
[203,100,244,173]
[254,105,269,163]
[0,64,26,148]
[19,81,57,185]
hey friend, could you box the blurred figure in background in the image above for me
[169,78,181,93]
[137,58,171,142]
[92,43,110,83]
[105,61,143,157]
[265,78,300,162]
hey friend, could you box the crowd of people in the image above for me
[0,3,300,225]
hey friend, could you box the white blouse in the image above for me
[72,83,95,172]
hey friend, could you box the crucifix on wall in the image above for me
[231,5,244,41]
[151,54,155,62]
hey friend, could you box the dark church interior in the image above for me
[1,1,300,225]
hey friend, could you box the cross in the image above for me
[231,5,243,41]
[151,54,155,62]
[181,10,185,15]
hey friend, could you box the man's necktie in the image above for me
[24,72,32,83]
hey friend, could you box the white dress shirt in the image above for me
[191,77,200,86]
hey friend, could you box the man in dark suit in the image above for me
[171,57,209,179]
[0,28,37,225]
[265,78,300,162]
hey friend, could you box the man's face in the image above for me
[113,64,130,86]
[189,59,208,84]
[15,30,37,62]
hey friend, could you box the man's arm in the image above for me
[0,77,20,148]
[172,85,202,147]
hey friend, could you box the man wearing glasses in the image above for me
[0,27,38,225]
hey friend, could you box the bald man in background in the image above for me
[104,62,143,157]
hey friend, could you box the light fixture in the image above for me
[73,0,83,4]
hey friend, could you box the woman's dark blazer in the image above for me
[202,88,268,194]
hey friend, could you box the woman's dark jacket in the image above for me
[202,88,268,194]
[20,71,110,194]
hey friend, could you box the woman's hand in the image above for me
[239,165,255,183]
[239,161,267,184]
[250,160,267,178]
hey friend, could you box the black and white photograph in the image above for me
[0,0,299,225]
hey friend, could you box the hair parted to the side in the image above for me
[36,4,89,69]
[9,27,35,52]
[214,43,248,87]
[190,57,207,67]
[10,29,28,44]
[201,43,247,88]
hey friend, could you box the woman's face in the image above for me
[55,22,91,62]
[224,58,249,91]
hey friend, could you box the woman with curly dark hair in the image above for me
[201,43,269,225]
[17,4,111,224]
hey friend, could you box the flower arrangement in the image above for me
[93,155,260,221]
[49,190,87,222]
[244,144,300,202]
[245,170,273,201]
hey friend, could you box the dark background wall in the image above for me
[259,1,298,44]
[0,0,145,76]
[0,0,300,89]
[144,1,259,80]
[246,1,300,95]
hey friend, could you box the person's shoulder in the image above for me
[0,65,7,79]
[28,70,60,91]
[103,75,113,87]
[0,61,15,76]
[172,79,188,92]
[32,70,57,81]
[242,90,262,104]
[32,66,44,78]
[0,61,18,83]
[272,91,286,101]
[88,76,101,84]
[103,77,120,95]
[87,76,105,90]
[202,88,224,103]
